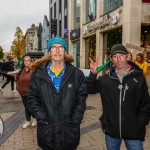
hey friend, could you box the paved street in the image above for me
[0,75,150,150]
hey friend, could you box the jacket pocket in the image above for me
[37,123,53,148]
[65,123,80,146]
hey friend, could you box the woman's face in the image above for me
[24,57,31,67]
[136,55,142,62]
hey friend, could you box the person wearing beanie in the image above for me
[86,44,150,149]
[27,36,88,150]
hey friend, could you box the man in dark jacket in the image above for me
[86,44,150,150]
[0,59,15,93]
[27,36,88,150]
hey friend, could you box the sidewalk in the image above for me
[0,77,150,150]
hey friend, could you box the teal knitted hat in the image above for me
[48,36,68,53]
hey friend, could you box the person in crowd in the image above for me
[86,44,150,150]
[135,53,148,76]
[27,36,88,150]
[16,56,37,129]
[0,58,15,93]
[0,59,6,80]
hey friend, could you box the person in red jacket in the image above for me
[16,56,36,129]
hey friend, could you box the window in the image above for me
[73,41,80,68]
[64,16,67,29]
[59,0,62,13]
[104,0,123,14]
[85,0,97,23]
[30,43,33,50]
[50,8,52,19]
[64,0,67,9]
[74,0,80,28]
[54,3,56,18]
[59,20,61,36]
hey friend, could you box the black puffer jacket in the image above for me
[27,61,88,150]
[86,62,150,141]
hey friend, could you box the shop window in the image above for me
[104,0,123,14]
[85,35,96,69]
[74,0,81,28]
[141,26,150,48]
[85,0,97,23]
[73,41,80,68]
[106,28,122,55]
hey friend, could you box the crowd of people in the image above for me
[0,36,150,150]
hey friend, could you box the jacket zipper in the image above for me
[123,84,129,102]
[118,84,123,138]
[109,70,132,138]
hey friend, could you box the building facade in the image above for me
[69,0,150,69]
[24,24,38,53]
[49,0,68,41]
[41,15,49,53]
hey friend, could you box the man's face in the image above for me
[50,43,66,62]
[111,53,128,69]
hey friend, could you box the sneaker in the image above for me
[22,121,30,129]
[31,119,37,127]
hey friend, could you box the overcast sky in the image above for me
[0,0,49,52]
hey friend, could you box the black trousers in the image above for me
[21,96,31,121]
[1,76,15,91]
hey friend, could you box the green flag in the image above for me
[97,60,111,73]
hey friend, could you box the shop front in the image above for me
[141,25,150,62]
[73,41,80,68]
[70,28,80,68]
[85,35,96,69]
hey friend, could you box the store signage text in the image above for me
[83,13,119,35]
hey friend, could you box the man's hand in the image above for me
[89,57,98,74]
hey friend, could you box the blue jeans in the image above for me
[105,135,143,150]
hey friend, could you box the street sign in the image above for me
[64,29,69,34]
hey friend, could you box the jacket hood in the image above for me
[30,54,74,72]
[32,59,74,83]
